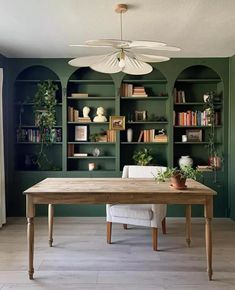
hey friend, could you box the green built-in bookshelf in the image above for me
[6,59,228,217]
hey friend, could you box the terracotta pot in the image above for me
[170,174,187,190]
[208,156,222,169]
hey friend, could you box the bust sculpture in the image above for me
[82,106,91,121]
[93,107,107,122]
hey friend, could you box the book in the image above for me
[76,117,91,122]
[73,153,88,157]
[71,93,88,98]
[138,131,144,142]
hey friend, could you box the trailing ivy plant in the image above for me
[33,80,58,170]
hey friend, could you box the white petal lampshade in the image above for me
[90,53,122,74]
[68,55,109,67]
[122,54,153,75]
[133,54,170,63]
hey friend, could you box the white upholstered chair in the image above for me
[106,165,167,251]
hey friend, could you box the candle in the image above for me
[88,162,95,171]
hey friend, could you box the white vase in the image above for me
[179,156,193,168]
[127,128,133,142]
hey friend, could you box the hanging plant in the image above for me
[33,80,58,170]
[204,91,222,182]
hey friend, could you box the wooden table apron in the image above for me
[24,178,216,281]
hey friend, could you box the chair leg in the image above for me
[107,222,112,244]
[162,217,166,234]
[152,227,158,251]
[123,224,128,229]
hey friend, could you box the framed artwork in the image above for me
[186,129,202,142]
[75,125,88,141]
[135,110,147,121]
[109,116,125,130]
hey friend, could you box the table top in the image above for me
[24,178,216,196]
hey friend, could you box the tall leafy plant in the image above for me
[33,81,58,170]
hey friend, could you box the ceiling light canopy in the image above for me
[68,4,181,75]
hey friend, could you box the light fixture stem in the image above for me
[120,12,123,40]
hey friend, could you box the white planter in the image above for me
[179,155,193,168]
[127,128,133,142]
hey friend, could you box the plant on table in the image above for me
[155,166,202,189]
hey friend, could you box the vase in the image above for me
[127,128,133,142]
[178,155,193,168]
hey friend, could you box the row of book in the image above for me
[121,84,148,97]
[68,106,80,122]
[138,130,168,143]
[173,88,186,103]
[16,128,62,143]
[174,110,221,126]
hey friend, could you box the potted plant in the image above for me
[155,166,202,190]
[33,80,58,170]
[133,148,153,166]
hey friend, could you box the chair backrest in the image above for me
[122,165,167,179]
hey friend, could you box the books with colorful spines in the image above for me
[73,153,88,157]
[71,93,88,98]
[107,130,116,142]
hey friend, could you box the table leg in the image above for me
[26,195,35,280]
[205,197,213,280]
[27,217,34,279]
[48,204,54,247]
[185,204,191,247]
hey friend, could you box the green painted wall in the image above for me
[229,55,235,220]
[3,57,230,218]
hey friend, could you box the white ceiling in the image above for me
[1,0,235,58]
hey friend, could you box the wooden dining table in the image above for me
[24,177,216,280]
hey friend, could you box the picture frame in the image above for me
[135,110,147,121]
[109,116,125,130]
[186,129,202,142]
[75,125,88,141]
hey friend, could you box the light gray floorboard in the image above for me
[0,217,235,290]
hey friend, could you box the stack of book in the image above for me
[153,134,168,143]
[71,93,88,98]
[197,165,213,172]
[132,86,148,97]
[121,83,133,97]
[138,129,168,143]
[174,88,186,103]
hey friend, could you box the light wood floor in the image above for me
[0,217,235,290]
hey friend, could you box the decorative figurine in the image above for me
[93,107,107,122]
[82,106,91,121]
